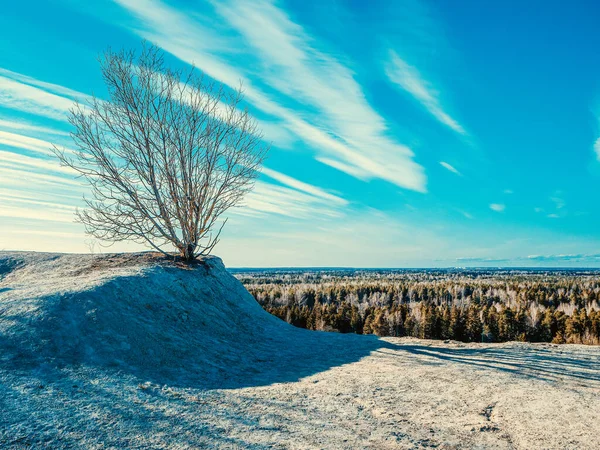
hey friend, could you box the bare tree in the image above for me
[54,44,268,261]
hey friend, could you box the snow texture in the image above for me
[1,252,599,449]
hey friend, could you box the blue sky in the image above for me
[1,0,600,267]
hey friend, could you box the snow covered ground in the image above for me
[1,252,599,449]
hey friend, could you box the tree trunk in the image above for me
[181,243,196,262]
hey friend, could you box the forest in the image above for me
[235,268,600,345]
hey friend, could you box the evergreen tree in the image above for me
[465,305,483,342]
[449,306,465,341]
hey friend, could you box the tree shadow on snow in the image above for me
[378,341,600,385]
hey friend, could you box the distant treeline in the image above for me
[238,270,600,345]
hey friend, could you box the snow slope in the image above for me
[1,252,599,449]
[0,252,378,389]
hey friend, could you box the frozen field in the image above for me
[1,253,599,449]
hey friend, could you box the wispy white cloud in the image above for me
[0,199,75,223]
[0,68,89,100]
[108,0,427,192]
[0,191,77,212]
[0,117,69,136]
[261,167,347,206]
[0,150,76,176]
[0,129,60,155]
[439,161,461,176]
[385,50,465,135]
[490,203,505,212]
[550,192,565,210]
[456,253,600,265]
[0,189,81,206]
[237,166,349,219]
[0,165,81,188]
[242,180,343,219]
[594,137,600,160]
[504,189,513,194]
[527,253,600,262]
[0,69,88,121]
[542,191,567,219]
[313,157,365,180]
[0,73,85,220]
[216,0,426,191]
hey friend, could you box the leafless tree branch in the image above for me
[54,43,268,261]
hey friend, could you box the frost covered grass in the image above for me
[1,252,599,448]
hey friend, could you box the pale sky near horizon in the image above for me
[1,0,600,267]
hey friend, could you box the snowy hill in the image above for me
[1,252,599,448]
[0,252,378,389]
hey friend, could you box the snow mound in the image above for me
[0,252,379,388]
